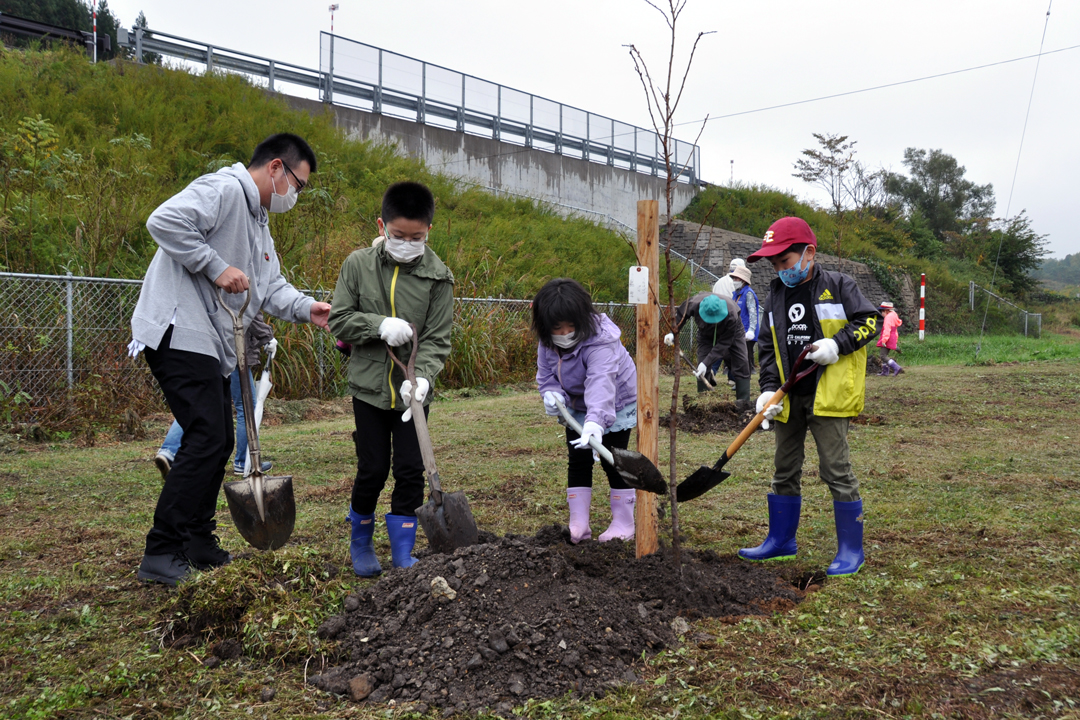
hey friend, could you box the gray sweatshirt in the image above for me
[130,163,314,376]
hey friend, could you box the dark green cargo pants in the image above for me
[771,391,860,503]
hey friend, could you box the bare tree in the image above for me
[792,133,856,217]
[843,160,889,216]
[626,0,712,569]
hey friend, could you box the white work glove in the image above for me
[265,338,278,360]
[756,391,784,430]
[399,377,429,423]
[745,329,756,341]
[571,421,604,452]
[542,391,566,417]
[663,332,675,347]
[378,317,414,347]
[694,362,708,379]
[806,337,840,366]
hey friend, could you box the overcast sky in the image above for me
[105,0,1079,258]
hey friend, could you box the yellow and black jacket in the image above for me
[758,267,881,420]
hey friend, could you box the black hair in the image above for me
[531,278,599,350]
[381,181,436,225]
[249,133,317,173]
[784,243,810,257]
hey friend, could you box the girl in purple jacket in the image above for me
[533,279,638,544]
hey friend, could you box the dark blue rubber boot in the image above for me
[828,499,865,576]
[348,507,382,577]
[738,494,801,561]
[385,514,419,569]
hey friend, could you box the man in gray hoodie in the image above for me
[129,133,331,586]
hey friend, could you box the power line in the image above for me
[426,44,1080,171]
[675,43,1080,129]
[976,1,1054,359]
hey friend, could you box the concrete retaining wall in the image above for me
[288,97,700,230]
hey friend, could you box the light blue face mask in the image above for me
[778,247,811,288]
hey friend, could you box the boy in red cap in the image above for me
[738,217,881,576]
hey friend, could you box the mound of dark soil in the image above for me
[310,526,802,715]
[660,394,757,435]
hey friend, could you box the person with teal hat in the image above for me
[664,291,751,401]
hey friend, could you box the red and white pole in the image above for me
[919,273,926,340]
[329,4,339,33]
[92,0,98,63]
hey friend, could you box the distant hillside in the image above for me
[0,47,701,303]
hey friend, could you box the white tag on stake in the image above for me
[628,266,649,304]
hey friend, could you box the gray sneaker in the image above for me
[137,552,191,586]
[153,452,172,481]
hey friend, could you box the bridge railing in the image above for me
[320,32,699,184]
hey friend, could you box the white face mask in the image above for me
[384,229,427,263]
[551,332,578,349]
[268,168,297,214]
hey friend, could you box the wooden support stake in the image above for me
[635,199,660,558]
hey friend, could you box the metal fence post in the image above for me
[1024,311,1028,337]
[495,86,501,141]
[584,114,589,160]
[326,35,335,104]
[556,103,563,154]
[526,95,533,148]
[374,48,383,114]
[457,74,466,132]
[419,62,426,123]
[66,271,74,389]
[268,60,275,92]
[206,45,214,73]
[135,26,143,64]
[970,280,975,311]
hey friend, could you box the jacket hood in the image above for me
[220,163,267,225]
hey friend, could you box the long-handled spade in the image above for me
[218,289,296,551]
[675,345,820,503]
[385,325,479,554]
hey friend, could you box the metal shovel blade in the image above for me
[675,465,732,503]
[223,474,296,551]
[611,448,668,495]
[415,475,478,555]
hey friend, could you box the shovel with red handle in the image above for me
[675,344,820,503]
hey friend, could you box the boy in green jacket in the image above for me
[738,217,880,576]
[328,182,454,576]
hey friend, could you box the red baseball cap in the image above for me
[747,217,817,262]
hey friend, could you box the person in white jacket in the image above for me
[129,133,331,586]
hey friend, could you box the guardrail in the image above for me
[117,26,323,96]
[320,32,699,184]
[112,26,701,185]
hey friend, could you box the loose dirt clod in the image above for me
[661,394,757,434]
[311,526,802,714]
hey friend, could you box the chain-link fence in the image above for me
[0,272,157,414]
[2,273,667,424]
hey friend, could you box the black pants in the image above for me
[565,427,632,490]
[746,339,757,369]
[350,398,428,517]
[143,327,233,556]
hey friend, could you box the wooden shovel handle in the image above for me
[384,325,443,504]
[720,344,819,464]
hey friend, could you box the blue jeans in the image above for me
[160,367,251,469]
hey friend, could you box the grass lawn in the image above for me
[1,358,1079,719]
